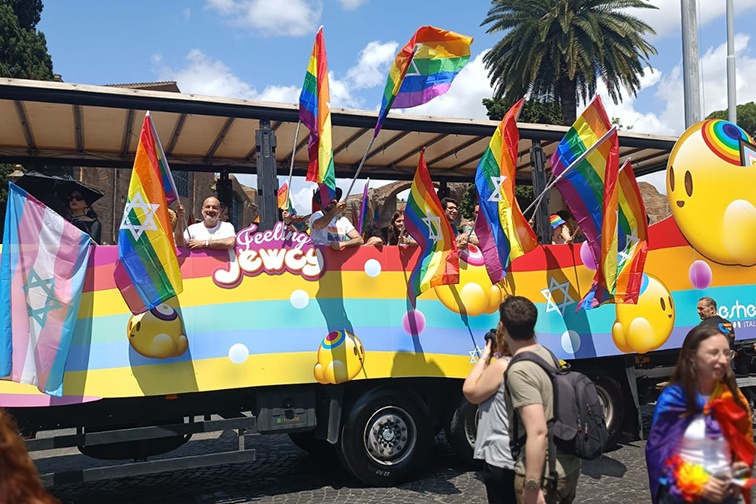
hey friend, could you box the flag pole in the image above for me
[522,126,617,217]
[344,135,377,200]
[286,121,302,209]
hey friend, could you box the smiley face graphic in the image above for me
[127,303,188,359]
[313,330,365,385]
[612,274,675,354]
[434,244,503,316]
[667,120,756,266]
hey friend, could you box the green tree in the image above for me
[482,96,561,124]
[0,0,55,234]
[707,102,756,137]
[481,0,657,125]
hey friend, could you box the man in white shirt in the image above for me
[175,197,236,250]
[310,187,363,250]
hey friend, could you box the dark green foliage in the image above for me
[482,96,562,124]
[707,102,756,138]
[481,0,657,125]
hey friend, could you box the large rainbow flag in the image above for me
[615,159,648,303]
[299,27,336,202]
[404,149,459,306]
[551,96,616,266]
[578,130,620,310]
[0,183,92,396]
[474,98,538,283]
[115,113,183,315]
[374,26,473,137]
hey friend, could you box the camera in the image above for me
[484,328,496,346]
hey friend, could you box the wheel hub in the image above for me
[364,407,416,466]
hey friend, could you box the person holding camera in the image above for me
[462,327,515,504]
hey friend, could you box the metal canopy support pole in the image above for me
[727,0,737,124]
[256,119,278,230]
[681,0,701,129]
[529,140,550,245]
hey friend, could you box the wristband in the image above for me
[205,239,209,247]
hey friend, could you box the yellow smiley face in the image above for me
[667,119,756,266]
[612,274,675,354]
[313,330,365,385]
[126,302,188,359]
[433,245,503,316]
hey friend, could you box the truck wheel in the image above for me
[288,431,335,458]
[444,397,480,466]
[593,376,625,448]
[337,389,432,486]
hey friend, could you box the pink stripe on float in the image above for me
[0,393,101,408]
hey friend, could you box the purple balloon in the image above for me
[580,241,597,271]
[689,260,712,289]
[402,309,426,336]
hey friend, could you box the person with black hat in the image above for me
[66,189,101,244]
[310,186,364,250]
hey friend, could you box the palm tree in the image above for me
[481,0,657,125]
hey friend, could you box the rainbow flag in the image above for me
[147,112,179,205]
[374,26,473,137]
[614,159,648,303]
[404,149,459,306]
[551,96,616,266]
[115,113,183,315]
[277,182,293,212]
[0,183,92,396]
[357,179,369,234]
[299,27,336,202]
[474,98,537,283]
[578,129,620,310]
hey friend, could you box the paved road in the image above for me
[37,431,653,504]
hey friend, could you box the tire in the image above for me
[78,418,191,460]
[593,376,625,449]
[288,431,335,458]
[444,397,481,466]
[337,389,433,487]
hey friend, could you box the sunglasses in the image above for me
[68,194,84,202]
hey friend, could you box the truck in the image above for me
[1,78,753,488]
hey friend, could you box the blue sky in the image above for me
[37,0,756,210]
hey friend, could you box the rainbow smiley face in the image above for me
[313,330,365,385]
[612,274,675,354]
[127,303,188,359]
[434,244,503,316]
[667,119,756,266]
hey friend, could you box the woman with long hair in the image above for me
[462,327,515,504]
[0,410,59,503]
[646,324,754,504]
[387,210,416,246]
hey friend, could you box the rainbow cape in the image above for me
[578,130,619,310]
[0,183,92,396]
[550,96,613,266]
[147,112,178,205]
[646,383,755,504]
[474,98,537,283]
[299,27,336,202]
[374,26,473,137]
[404,149,459,306]
[115,113,183,315]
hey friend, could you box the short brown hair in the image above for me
[499,296,538,341]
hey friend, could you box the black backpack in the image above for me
[505,348,608,478]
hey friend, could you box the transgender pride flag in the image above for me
[0,183,92,396]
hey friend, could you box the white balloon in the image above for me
[290,289,310,309]
[561,330,581,354]
[364,259,382,278]
[228,343,250,365]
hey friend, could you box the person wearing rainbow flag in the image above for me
[646,324,755,504]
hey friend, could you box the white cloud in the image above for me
[153,49,300,103]
[345,41,399,90]
[182,8,191,21]
[403,52,494,120]
[628,0,756,38]
[335,0,367,10]
[205,0,321,36]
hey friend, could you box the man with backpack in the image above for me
[500,296,594,504]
